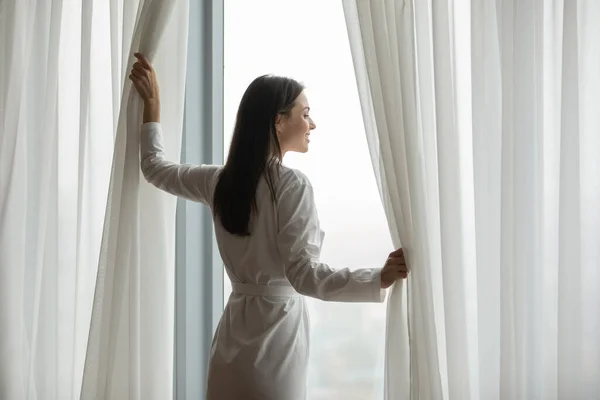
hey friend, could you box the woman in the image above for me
[129,53,408,399]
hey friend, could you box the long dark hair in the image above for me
[213,75,305,236]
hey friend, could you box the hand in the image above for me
[129,53,160,122]
[380,248,409,289]
[129,53,160,102]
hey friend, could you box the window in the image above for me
[223,0,392,398]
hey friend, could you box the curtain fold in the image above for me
[343,1,443,398]
[0,1,114,398]
[0,1,188,399]
[80,1,188,399]
[343,0,600,399]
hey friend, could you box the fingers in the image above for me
[130,67,145,79]
[128,73,147,95]
[393,271,408,279]
[134,52,152,70]
[129,75,143,93]
[129,53,154,98]
[384,251,409,275]
[386,255,406,267]
[129,72,139,84]
[133,61,152,76]
[387,256,405,264]
[128,69,145,85]
[389,248,404,257]
[388,263,408,273]
[132,63,146,73]
[380,269,409,289]
[382,267,406,277]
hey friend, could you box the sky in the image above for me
[223,0,394,397]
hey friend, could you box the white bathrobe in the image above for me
[140,122,385,399]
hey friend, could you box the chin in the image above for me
[288,148,309,155]
[289,143,309,154]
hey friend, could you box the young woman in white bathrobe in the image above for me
[129,53,409,400]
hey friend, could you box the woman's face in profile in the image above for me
[277,91,317,155]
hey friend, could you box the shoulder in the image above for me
[277,165,313,192]
[275,165,316,207]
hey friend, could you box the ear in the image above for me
[275,114,285,135]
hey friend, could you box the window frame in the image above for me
[174,0,224,398]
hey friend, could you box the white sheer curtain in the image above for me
[343,1,600,399]
[0,1,188,399]
[81,0,188,398]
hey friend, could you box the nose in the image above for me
[309,118,316,130]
